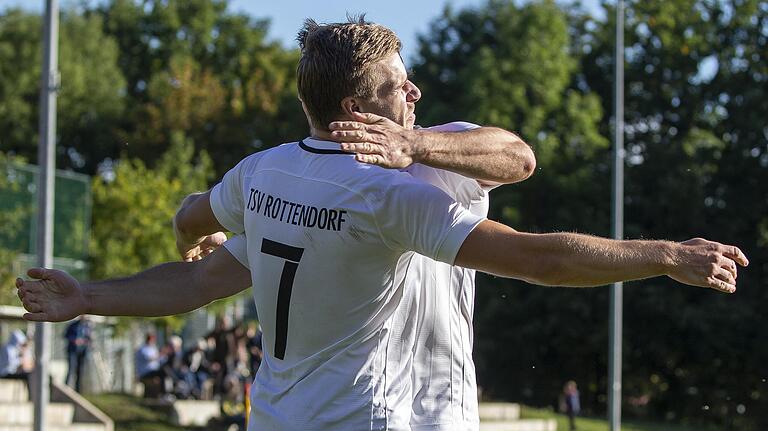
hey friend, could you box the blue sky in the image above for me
[0,0,604,62]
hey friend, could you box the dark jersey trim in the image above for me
[299,140,351,155]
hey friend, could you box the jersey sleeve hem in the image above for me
[210,182,245,234]
[434,212,486,265]
[222,235,250,269]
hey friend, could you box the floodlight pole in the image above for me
[608,0,625,430]
[33,1,59,430]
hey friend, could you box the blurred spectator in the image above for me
[207,316,236,397]
[0,330,31,394]
[223,322,252,407]
[162,335,198,399]
[135,333,164,398]
[560,380,581,431]
[64,316,92,392]
[183,339,212,399]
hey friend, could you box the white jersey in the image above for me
[399,122,491,431]
[211,137,485,431]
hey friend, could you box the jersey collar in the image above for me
[299,138,351,155]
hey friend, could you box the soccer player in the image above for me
[16,18,748,431]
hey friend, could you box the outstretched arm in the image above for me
[327,112,535,185]
[455,220,749,292]
[16,245,251,322]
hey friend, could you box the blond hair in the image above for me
[296,16,402,130]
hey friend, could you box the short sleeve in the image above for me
[373,180,485,264]
[209,158,248,234]
[422,121,480,133]
[222,234,250,269]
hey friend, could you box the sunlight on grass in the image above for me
[520,405,720,431]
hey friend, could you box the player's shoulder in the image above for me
[232,141,299,171]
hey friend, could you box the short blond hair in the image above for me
[296,16,401,130]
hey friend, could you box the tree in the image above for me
[415,0,766,428]
[89,136,213,328]
[95,0,305,176]
[0,8,126,173]
[578,1,767,428]
[413,0,612,413]
[0,152,32,306]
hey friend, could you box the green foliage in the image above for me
[94,0,304,176]
[90,135,211,277]
[416,0,767,429]
[0,1,303,178]
[0,8,126,172]
[1,0,765,428]
[90,137,212,328]
[0,152,30,305]
[575,1,767,428]
[413,0,610,231]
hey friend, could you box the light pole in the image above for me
[608,0,625,430]
[33,1,59,430]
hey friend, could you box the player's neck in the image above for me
[309,127,334,143]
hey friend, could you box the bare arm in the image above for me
[16,246,251,322]
[455,220,749,292]
[174,191,228,261]
[327,112,535,184]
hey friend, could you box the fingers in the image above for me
[22,298,42,313]
[706,276,736,294]
[716,255,738,280]
[355,154,386,165]
[328,121,365,131]
[683,239,749,267]
[713,265,736,286]
[349,111,386,123]
[719,244,749,267]
[331,131,368,143]
[16,278,42,297]
[339,142,381,155]
[17,286,42,312]
[26,267,48,280]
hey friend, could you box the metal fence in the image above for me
[0,161,91,279]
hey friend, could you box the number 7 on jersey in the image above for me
[261,238,305,360]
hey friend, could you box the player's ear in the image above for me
[340,97,361,117]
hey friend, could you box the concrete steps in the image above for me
[0,426,107,431]
[0,380,27,402]
[479,403,557,431]
[0,402,74,425]
[0,379,110,431]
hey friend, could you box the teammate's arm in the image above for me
[328,112,535,184]
[174,191,228,261]
[15,245,251,322]
[174,155,253,261]
[454,220,749,292]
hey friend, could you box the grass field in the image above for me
[84,393,718,431]
[83,393,191,431]
[520,405,720,431]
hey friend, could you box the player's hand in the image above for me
[178,232,228,262]
[16,268,88,322]
[667,238,749,293]
[328,112,422,169]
